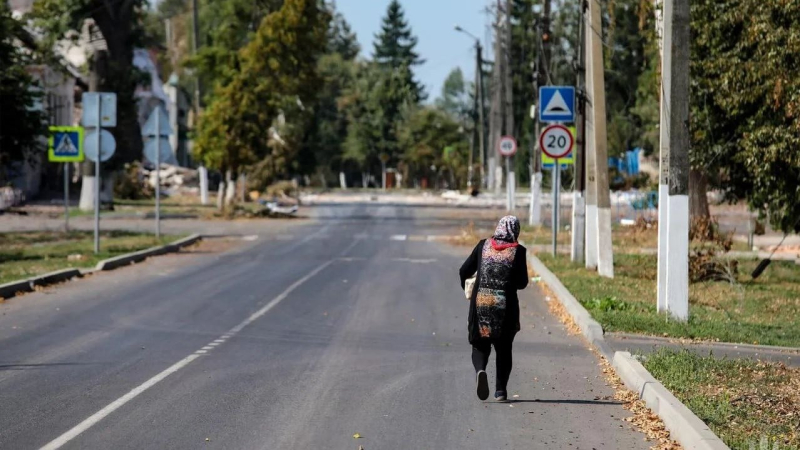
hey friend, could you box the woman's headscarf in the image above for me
[492,215,521,246]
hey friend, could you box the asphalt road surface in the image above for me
[0,204,650,449]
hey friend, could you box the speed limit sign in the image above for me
[498,136,517,157]
[539,124,574,159]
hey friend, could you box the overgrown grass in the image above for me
[537,252,800,347]
[643,349,800,449]
[0,230,182,286]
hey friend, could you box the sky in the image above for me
[335,0,492,103]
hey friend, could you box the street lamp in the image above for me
[454,25,487,192]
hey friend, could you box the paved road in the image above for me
[0,204,649,449]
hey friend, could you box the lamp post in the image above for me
[455,25,487,191]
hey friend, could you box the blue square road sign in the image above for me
[539,86,576,123]
[48,126,85,162]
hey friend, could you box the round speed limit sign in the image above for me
[498,136,518,157]
[539,124,574,159]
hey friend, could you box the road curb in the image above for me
[527,252,731,450]
[0,268,82,300]
[612,352,730,450]
[0,235,202,301]
[527,253,612,359]
[94,234,202,271]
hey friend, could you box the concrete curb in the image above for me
[527,252,731,450]
[94,234,202,271]
[0,235,202,301]
[0,269,82,300]
[612,352,730,450]
[527,253,613,359]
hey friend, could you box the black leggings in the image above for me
[471,336,515,392]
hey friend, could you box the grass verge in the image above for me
[643,349,799,449]
[0,230,183,286]
[536,252,800,347]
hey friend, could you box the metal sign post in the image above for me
[155,110,161,239]
[94,98,101,254]
[552,158,560,255]
[142,106,174,239]
[498,136,518,212]
[540,124,574,257]
[48,126,85,232]
[82,92,117,254]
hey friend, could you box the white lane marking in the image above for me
[201,346,213,350]
[390,235,407,241]
[226,260,333,336]
[40,254,341,450]
[242,235,259,242]
[392,258,437,264]
[208,342,220,347]
[213,339,225,343]
[39,354,200,450]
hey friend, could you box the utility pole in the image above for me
[502,0,515,211]
[477,42,487,190]
[529,0,550,226]
[587,0,614,278]
[661,0,690,321]
[583,4,598,269]
[488,4,503,196]
[570,0,587,263]
[192,0,201,112]
[656,0,669,313]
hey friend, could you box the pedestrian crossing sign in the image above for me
[539,86,576,123]
[48,126,84,162]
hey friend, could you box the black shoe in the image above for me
[494,391,508,402]
[476,370,489,401]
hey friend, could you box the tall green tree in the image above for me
[0,3,47,176]
[690,0,800,232]
[435,67,471,122]
[328,7,360,60]
[193,0,330,182]
[373,0,425,102]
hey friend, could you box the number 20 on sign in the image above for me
[539,124,574,159]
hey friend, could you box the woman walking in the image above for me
[459,216,529,401]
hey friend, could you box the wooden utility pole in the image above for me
[192,0,201,111]
[587,0,614,278]
[661,0,690,320]
[570,0,586,263]
[529,0,550,226]
[488,3,503,195]
[476,42,487,190]
[502,0,515,211]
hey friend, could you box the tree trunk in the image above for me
[689,169,710,219]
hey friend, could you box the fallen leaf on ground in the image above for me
[353,433,362,439]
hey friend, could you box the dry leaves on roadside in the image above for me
[598,355,682,450]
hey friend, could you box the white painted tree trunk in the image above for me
[529,172,542,226]
[665,195,689,321]
[339,172,347,189]
[216,181,225,210]
[79,175,97,211]
[199,166,209,205]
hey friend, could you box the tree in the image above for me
[0,3,47,176]
[193,0,330,183]
[397,106,469,189]
[188,0,284,96]
[327,6,359,60]
[32,0,148,168]
[435,67,471,122]
[690,0,800,233]
[373,0,425,102]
